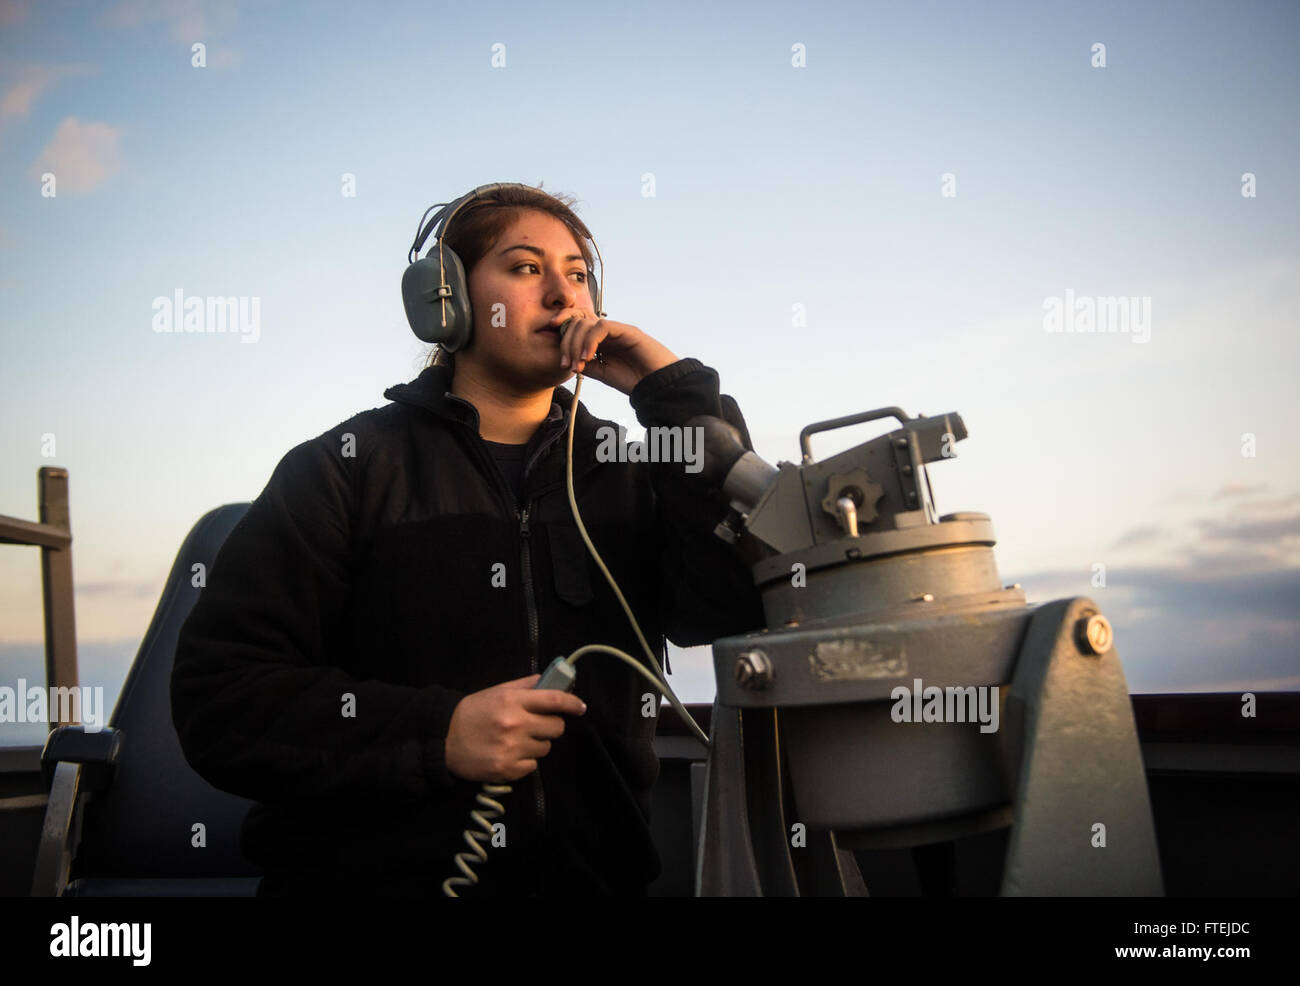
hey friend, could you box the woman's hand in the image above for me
[549,309,679,396]
[445,674,587,784]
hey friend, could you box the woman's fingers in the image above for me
[578,324,607,368]
[565,315,593,366]
[558,312,605,370]
[520,738,552,760]
[553,313,582,367]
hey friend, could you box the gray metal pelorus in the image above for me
[688,406,1162,897]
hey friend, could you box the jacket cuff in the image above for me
[628,357,719,428]
[631,357,706,394]
[420,686,467,792]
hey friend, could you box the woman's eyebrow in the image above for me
[498,244,585,262]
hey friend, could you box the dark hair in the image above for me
[424,183,596,369]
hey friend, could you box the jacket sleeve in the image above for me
[170,427,467,807]
[628,358,771,651]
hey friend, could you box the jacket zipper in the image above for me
[519,502,547,895]
[450,406,564,896]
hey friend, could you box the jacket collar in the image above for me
[382,363,607,472]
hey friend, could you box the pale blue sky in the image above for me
[2,0,1298,742]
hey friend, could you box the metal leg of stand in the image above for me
[999,597,1163,895]
[695,700,763,896]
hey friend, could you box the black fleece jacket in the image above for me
[170,357,767,896]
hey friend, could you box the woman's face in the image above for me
[462,209,593,391]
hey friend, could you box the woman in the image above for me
[171,183,767,896]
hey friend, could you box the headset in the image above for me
[401,183,708,896]
[401,181,606,352]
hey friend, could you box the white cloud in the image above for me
[28,117,125,196]
[0,61,95,140]
[103,0,239,42]
[101,0,242,70]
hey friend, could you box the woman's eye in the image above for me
[514,263,586,282]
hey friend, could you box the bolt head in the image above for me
[1076,613,1113,654]
[734,650,773,690]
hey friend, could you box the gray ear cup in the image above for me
[401,245,472,350]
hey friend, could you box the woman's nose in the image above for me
[546,274,578,308]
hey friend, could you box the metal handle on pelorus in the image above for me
[798,406,912,465]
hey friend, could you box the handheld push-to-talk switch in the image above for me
[535,656,578,692]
